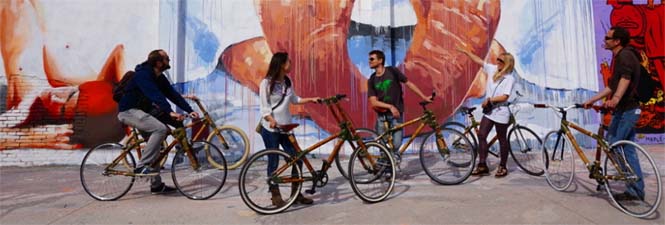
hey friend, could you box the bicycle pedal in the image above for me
[305,189,316,194]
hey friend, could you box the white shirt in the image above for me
[259,78,301,132]
[483,63,516,124]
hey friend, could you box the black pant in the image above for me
[477,117,510,167]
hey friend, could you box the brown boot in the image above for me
[292,183,313,205]
[269,186,286,207]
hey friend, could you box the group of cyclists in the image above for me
[115,26,648,213]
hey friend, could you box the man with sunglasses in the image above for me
[583,26,644,201]
[117,49,199,194]
[366,50,431,157]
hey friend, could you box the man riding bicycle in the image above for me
[117,49,199,194]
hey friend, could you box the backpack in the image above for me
[112,71,136,103]
[629,49,657,104]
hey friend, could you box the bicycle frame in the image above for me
[540,104,629,181]
[185,98,229,148]
[104,126,223,177]
[376,108,446,156]
[456,101,524,154]
[269,96,376,193]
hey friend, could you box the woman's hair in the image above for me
[493,53,515,82]
[265,52,291,98]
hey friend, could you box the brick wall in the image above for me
[0,149,91,166]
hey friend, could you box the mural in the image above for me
[594,0,665,142]
[0,0,662,152]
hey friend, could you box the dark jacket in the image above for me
[117,64,194,114]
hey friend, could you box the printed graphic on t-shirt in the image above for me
[375,79,394,102]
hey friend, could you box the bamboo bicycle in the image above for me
[238,94,396,214]
[80,121,228,201]
[443,92,544,176]
[336,92,476,185]
[536,103,661,218]
[184,96,249,169]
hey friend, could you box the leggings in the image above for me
[477,117,510,167]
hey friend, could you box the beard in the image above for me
[161,64,171,72]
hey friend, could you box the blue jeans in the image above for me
[260,126,302,188]
[375,114,403,153]
[607,108,643,198]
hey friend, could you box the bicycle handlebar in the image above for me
[534,103,611,114]
[317,94,347,104]
[419,91,436,108]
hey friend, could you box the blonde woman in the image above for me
[456,46,516,178]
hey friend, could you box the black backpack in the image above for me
[629,49,657,104]
[112,71,136,103]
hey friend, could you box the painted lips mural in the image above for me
[222,0,501,134]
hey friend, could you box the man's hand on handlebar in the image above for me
[188,111,200,119]
[170,112,186,121]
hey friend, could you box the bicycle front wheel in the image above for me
[419,128,475,185]
[80,143,135,201]
[604,140,662,218]
[508,126,544,176]
[207,125,249,170]
[542,130,575,191]
[238,149,301,214]
[348,141,395,203]
[171,141,227,200]
[335,128,379,180]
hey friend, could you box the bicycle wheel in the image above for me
[542,130,575,191]
[238,149,301,214]
[419,128,475,185]
[442,121,478,150]
[171,140,227,200]
[348,141,395,203]
[508,126,544,176]
[335,128,379,179]
[207,125,249,170]
[80,143,135,201]
[604,140,662,218]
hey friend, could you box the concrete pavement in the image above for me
[1,145,664,224]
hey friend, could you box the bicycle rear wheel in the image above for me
[542,130,575,191]
[238,149,301,214]
[348,141,395,203]
[604,140,662,218]
[208,125,249,170]
[335,128,379,179]
[508,126,544,176]
[442,121,478,150]
[172,140,227,200]
[80,143,135,201]
[419,128,475,185]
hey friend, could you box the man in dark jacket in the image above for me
[117,49,199,194]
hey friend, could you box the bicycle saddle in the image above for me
[460,107,476,114]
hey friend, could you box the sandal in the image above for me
[495,166,508,178]
[471,164,490,176]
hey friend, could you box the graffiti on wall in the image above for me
[1,0,662,151]
[594,0,665,138]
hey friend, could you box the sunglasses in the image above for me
[604,36,616,41]
[369,57,377,61]
[497,58,505,63]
